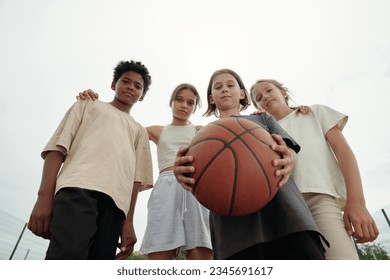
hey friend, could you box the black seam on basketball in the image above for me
[237,118,272,146]
[236,119,276,200]
[214,119,271,146]
[212,120,274,206]
[212,120,241,136]
[190,138,231,192]
[222,124,274,201]
[229,148,239,216]
[189,138,238,216]
[233,132,274,200]
[188,119,278,215]
[189,138,237,208]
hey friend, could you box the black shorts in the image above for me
[225,231,326,260]
[46,187,125,260]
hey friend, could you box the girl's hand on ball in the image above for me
[270,134,295,187]
[173,146,196,192]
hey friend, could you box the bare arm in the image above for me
[115,182,142,260]
[145,125,163,144]
[28,151,65,239]
[326,126,379,243]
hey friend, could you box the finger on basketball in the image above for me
[185,118,282,216]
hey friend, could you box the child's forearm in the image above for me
[38,151,64,197]
[126,182,142,221]
[327,127,366,204]
[337,148,365,204]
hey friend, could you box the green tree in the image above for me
[126,252,145,260]
[357,243,390,260]
[125,251,186,260]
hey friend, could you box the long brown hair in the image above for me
[169,83,202,112]
[203,69,250,117]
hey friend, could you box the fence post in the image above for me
[24,249,30,260]
[382,209,390,229]
[9,222,27,260]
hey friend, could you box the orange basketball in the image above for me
[185,117,282,216]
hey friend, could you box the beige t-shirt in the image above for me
[42,99,153,215]
[278,104,348,200]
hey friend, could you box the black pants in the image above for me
[226,231,326,260]
[46,187,125,260]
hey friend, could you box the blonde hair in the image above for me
[250,79,290,110]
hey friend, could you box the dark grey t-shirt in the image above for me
[209,114,323,259]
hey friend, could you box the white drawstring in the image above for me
[181,187,188,220]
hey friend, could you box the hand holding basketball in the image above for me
[185,117,283,216]
[173,146,196,191]
[270,133,296,187]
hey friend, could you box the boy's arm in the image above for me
[326,126,379,243]
[115,182,142,260]
[28,151,64,239]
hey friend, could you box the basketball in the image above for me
[185,117,282,216]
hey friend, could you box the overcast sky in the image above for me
[1,0,390,254]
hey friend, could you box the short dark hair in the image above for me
[113,60,152,96]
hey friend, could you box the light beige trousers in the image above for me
[303,193,359,260]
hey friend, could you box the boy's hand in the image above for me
[76,89,99,100]
[115,220,137,260]
[28,194,54,239]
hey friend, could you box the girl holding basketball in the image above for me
[249,79,379,259]
[174,69,328,260]
[78,84,213,260]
